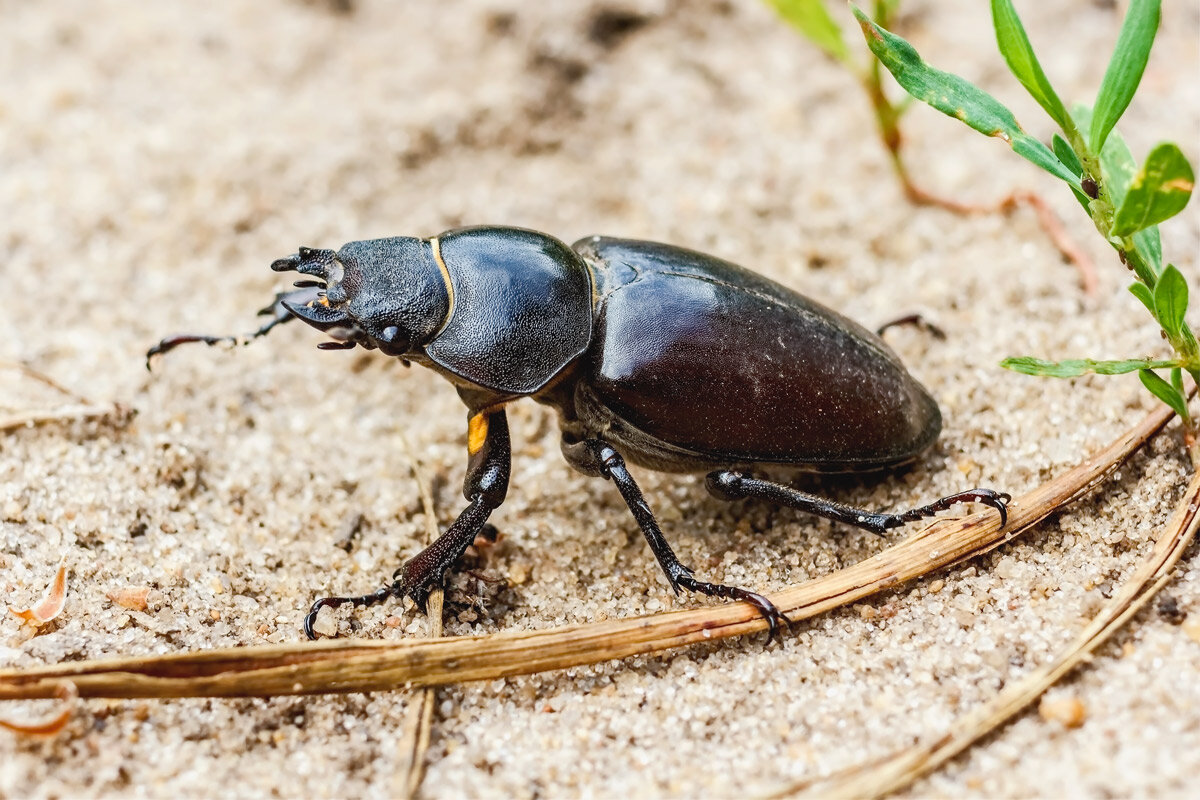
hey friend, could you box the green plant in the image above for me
[769,1,1099,290]
[848,0,1196,466]
[767,0,951,206]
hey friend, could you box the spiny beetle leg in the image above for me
[145,334,239,369]
[585,439,788,645]
[706,471,1010,535]
[145,286,323,369]
[875,312,947,340]
[304,408,511,639]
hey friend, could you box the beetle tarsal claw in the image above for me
[302,580,403,640]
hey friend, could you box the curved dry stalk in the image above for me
[0,360,91,403]
[788,469,1200,800]
[393,432,444,800]
[0,402,131,434]
[0,681,77,736]
[0,402,1174,702]
[0,360,131,434]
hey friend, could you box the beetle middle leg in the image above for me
[303,407,511,639]
[577,439,788,643]
[705,471,1010,535]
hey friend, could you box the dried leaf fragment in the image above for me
[1039,695,1087,728]
[0,682,76,736]
[106,586,150,612]
[10,560,68,626]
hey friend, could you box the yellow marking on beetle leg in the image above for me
[467,413,489,456]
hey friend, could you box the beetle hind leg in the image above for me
[706,471,1010,534]
[583,439,788,643]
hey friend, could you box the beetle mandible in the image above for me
[150,225,1009,640]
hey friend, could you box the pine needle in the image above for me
[393,432,443,800]
[0,402,1173,703]
[785,469,1200,800]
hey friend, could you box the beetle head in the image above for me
[272,237,450,357]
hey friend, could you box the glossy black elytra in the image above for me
[149,226,1009,642]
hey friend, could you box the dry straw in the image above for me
[0,401,1176,704]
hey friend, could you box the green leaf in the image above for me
[1051,134,1083,177]
[1111,143,1195,236]
[1090,0,1161,153]
[1128,281,1155,314]
[1172,367,1185,397]
[768,0,850,63]
[852,6,1078,185]
[1052,134,1091,209]
[990,0,1071,132]
[1139,368,1189,419]
[1135,226,1164,276]
[1153,264,1189,338]
[1001,356,1180,377]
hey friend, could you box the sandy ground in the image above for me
[2,0,1198,797]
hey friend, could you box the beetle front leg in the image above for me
[705,471,1010,534]
[146,286,323,368]
[582,440,788,643]
[303,407,511,639]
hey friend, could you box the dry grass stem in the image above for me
[0,402,1174,703]
[790,468,1200,800]
[0,681,77,736]
[889,163,1096,295]
[1002,191,1099,296]
[1,360,131,434]
[393,432,443,800]
[0,402,131,434]
[0,359,91,404]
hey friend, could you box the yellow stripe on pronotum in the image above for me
[467,412,489,456]
[430,236,455,337]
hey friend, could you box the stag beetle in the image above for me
[149,226,1009,641]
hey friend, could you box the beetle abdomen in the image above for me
[574,238,941,472]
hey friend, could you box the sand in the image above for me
[2,0,1198,797]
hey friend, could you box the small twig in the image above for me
[0,681,77,736]
[394,432,443,800]
[0,402,1174,702]
[0,360,130,434]
[0,359,91,404]
[0,403,131,434]
[885,149,1098,295]
[795,468,1200,800]
[1001,191,1099,296]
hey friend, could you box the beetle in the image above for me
[149,225,1009,641]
